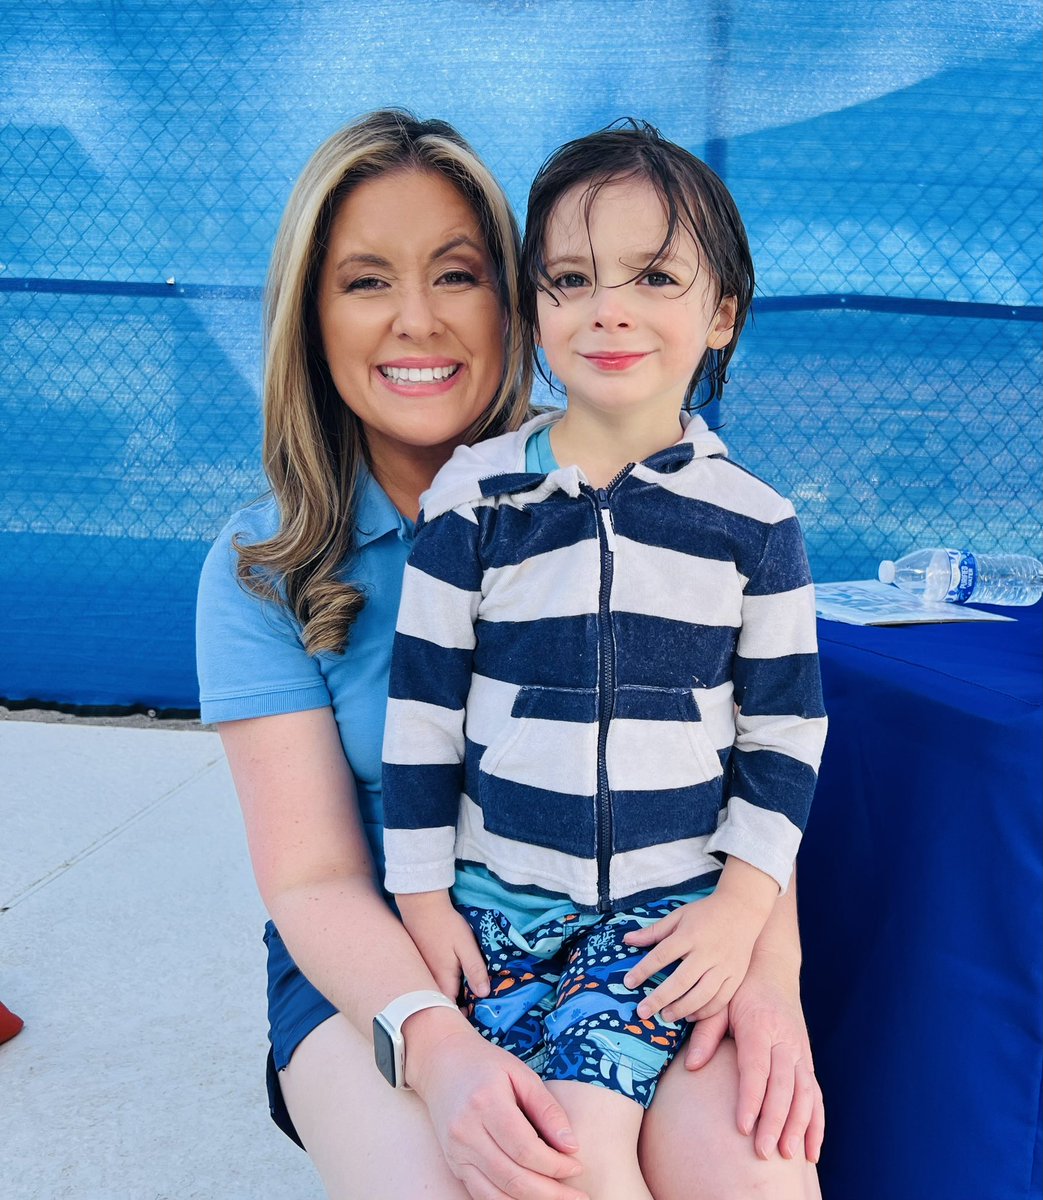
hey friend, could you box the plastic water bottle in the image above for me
[878,548,1043,606]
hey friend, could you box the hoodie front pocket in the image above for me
[605,685,724,794]
[476,686,599,855]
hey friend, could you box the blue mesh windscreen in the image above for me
[1,1,1040,707]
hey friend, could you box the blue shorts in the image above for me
[264,921,335,1148]
[460,891,712,1109]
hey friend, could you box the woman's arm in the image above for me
[682,872,824,1163]
[222,706,428,1018]
[220,706,585,1200]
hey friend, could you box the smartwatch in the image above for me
[372,989,458,1089]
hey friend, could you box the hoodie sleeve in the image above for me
[381,506,483,894]
[704,501,827,891]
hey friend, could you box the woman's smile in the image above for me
[376,356,464,394]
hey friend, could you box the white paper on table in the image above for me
[814,580,1015,625]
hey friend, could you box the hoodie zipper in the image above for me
[587,464,633,912]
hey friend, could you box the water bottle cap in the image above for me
[878,560,896,584]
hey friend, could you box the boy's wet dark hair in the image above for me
[521,119,755,409]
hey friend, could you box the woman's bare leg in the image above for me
[280,1014,471,1200]
[546,1081,653,1200]
[639,1039,821,1200]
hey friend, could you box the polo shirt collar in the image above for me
[354,467,415,547]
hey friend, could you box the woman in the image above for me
[197,109,823,1200]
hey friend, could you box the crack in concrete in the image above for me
[0,755,226,912]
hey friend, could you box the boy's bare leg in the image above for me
[547,1080,654,1200]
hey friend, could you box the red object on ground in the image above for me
[0,1000,24,1044]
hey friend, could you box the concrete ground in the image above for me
[0,720,323,1200]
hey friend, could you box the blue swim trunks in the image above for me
[459,889,713,1108]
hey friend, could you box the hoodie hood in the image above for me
[420,408,729,522]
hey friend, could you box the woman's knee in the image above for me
[639,1039,819,1200]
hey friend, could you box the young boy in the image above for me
[382,121,826,1198]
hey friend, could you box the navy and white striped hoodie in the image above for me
[382,410,826,913]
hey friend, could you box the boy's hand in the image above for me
[396,890,491,1003]
[621,859,779,1024]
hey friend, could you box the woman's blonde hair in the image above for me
[235,109,531,654]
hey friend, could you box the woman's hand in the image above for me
[406,1012,588,1200]
[683,949,824,1163]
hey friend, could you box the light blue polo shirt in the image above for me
[196,470,415,877]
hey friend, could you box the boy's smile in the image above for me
[536,176,736,428]
[582,350,651,371]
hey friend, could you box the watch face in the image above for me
[372,1016,399,1087]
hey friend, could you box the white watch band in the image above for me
[374,989,459,1090]
[380,989,458,1031]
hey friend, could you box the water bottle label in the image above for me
[944,549,977,604]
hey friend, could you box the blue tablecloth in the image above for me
[800,602,1042,1200]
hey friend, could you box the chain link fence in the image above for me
[2,0,1040,707]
